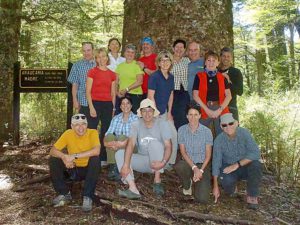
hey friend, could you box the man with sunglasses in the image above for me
[212,113,262,209]
[49,114,100,212]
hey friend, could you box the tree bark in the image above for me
[122,0,233,53]
[0,0,23,145]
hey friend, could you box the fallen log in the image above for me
[95,194,256,225]
[173,210,257,225]
[97,198,171,225]
[13,174,51,192]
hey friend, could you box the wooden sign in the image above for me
[19,69,67,89]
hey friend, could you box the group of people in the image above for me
[48,37,262,212]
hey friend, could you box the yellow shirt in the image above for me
[54,129,100,167]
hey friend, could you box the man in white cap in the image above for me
[212,113,262,209]
[49,114,100,212]
[116,98,172,199]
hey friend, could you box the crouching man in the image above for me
[49,114,100,212]
[116,98,172,199]
[212,113,262,209]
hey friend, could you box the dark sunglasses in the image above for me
[221,122,234,128]
[72,115,86,120]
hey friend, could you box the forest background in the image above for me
[1,0,300,187]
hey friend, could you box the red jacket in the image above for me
[197,71,229,119]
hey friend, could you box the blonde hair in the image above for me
[156,50,174,71]
[95,48,110,66]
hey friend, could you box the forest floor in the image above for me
[0,143,299,225]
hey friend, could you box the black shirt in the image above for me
[218,67,243,107]
[193,73,229,101]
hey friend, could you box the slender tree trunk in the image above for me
[0,0,23,146]
[288,22,297,86]
[122,0,233,53]
[255,48,266,96]
[244,45,251,92]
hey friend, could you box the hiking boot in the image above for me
[118,189,141,200]
[52,192,72,207]
[183,179,192,196]
[153,183,164,197]
[247,196,259,210]
[108,164,121,181]
[82,196,93,212]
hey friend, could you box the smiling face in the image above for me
[158,57,172,72]
[188,42,201,62]
[205,55,219,71]
[124,48,136,62]
[71,122,88,136]
[220,51,232,68]
[142,42,153,56]
[173,42,186,58]
[82,43,93,61]
[221,120,238,137]
[108,39,121,54]
[95,51,109,67]
[120,98,132,114]
[141,107,155,123]
[187,108,201,126]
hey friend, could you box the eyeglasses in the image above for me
[160,58,171,63]
[221,122,234,128]
[72,115,86,120]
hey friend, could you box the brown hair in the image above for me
[204,50,219,61]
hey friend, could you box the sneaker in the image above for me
[153,183,164,197]
[82,196,93,212]
[183,179,192,196]
[52,192,72,207]
[118,189,141,200]
[247,196,259,210]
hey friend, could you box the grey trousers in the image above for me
[115,140,165,184]
[159,112,178,164]
[174,160,211,203]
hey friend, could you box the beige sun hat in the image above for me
[137,98,160,117]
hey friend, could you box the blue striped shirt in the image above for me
[67,59,96,106]
[178,123,213,163]
[212,127,261,176]
[105,112,139,136]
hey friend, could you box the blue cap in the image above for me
[141,37,154,45]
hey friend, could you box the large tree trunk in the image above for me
[0,0,23,146]
[122,0,233,53]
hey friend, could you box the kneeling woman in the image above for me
[192,50,231,136]
[174,104,213,203]
[86,48,116,162]
[103,96,139,181]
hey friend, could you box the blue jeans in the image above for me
[49,156,100,199]
[219,160,262,197]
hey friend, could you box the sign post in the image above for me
[13,63,73,145]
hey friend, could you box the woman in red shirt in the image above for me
[86,48,116,162]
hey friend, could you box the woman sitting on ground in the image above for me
[104,96,139,181]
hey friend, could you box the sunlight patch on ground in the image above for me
[0,174,13,190]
